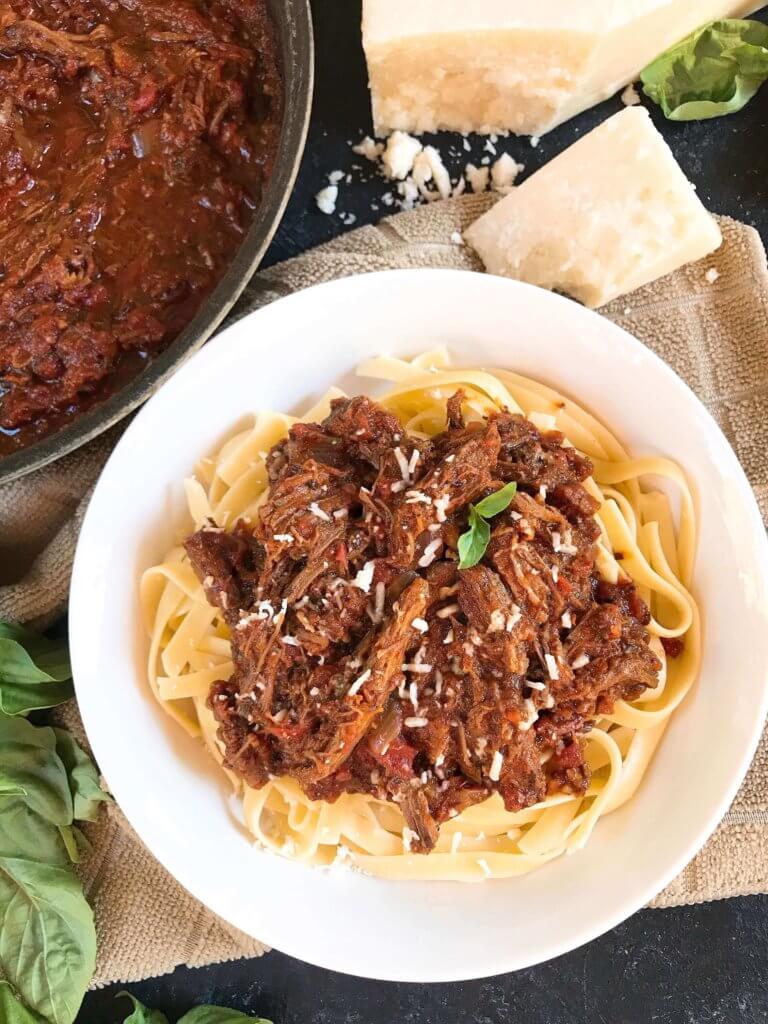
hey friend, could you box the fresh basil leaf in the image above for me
[641,18,768,120]
[57,825,81,864]
[0,855,95,1024]
[0,982,47,1024]
[0,798,72,867]
[178,1008,272,1024]
[53,729,110,823]
[0,624,73,716]
[0,716,73,827]
[117,992,170,1024]
[473,482,518,520]
[458,509,491,570]
[0,716,95,1023]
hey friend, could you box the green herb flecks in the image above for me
[641,19,768,121]
[457,483,517,570]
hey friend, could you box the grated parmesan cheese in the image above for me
[315,185,338,215]
[418,538,443,568]
[308,502,331,522]
[488,750,504,782]
[352,561,376,593]
[545,653,560,680]
[348,669,371,696]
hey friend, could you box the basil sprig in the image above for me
[458,483,517,569]
[641,19,768,121]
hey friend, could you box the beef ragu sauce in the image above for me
[184,393,662,853]
[0,0,282,453]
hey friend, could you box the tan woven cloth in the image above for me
[1,194,767,986]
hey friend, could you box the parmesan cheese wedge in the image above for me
[362,0,763,138]
[464,108,722,309]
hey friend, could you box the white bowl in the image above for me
[70,270,768,982]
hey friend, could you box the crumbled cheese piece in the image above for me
[348,670,372,696]
[397,177,420,209]
[530,136,540,148]
[518,698,539,731]
[402,663,433,674]
[308,502,331,522]
[421,145,452,199]
[315,185,338,215]
[572,653,591,670]
[328,169,345,185]
[488,609,506,633]
[418,538,443,568]
[352,135,384,161]
[282,636,300,647]
[309,686,320,696]
[443,627,455,645]
[545,653,560,680]
[491,153,523,193]
[273,533,294,543]
[371,581,386,623]
[412,617,429,633]
[488,750,504,782]
[405,490,432,505]
[381,130,422,179]
[465,163,489,194]
[506,606,522,631]
[561,611,573,629]
[353,560,376,593]
[434,494,451,523]
[405,716,429,728]
[622,83,641,107]
[527,680,547,691]
[394,446,411,481]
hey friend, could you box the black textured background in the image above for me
[79,2,768,1021]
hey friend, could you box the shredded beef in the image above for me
[185,392,661,852]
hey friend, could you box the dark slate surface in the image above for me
[78,2,768,1021]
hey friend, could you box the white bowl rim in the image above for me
[70,268,768,982]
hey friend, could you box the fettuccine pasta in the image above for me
[141,350,699,882]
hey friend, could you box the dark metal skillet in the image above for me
[0,0,314,486]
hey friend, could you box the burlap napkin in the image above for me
[1,193,767,987]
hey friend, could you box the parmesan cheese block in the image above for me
[362,0,763,138]
[463,108,722,309]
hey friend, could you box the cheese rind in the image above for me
[464,108,722,309]
[362,0,763,137]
